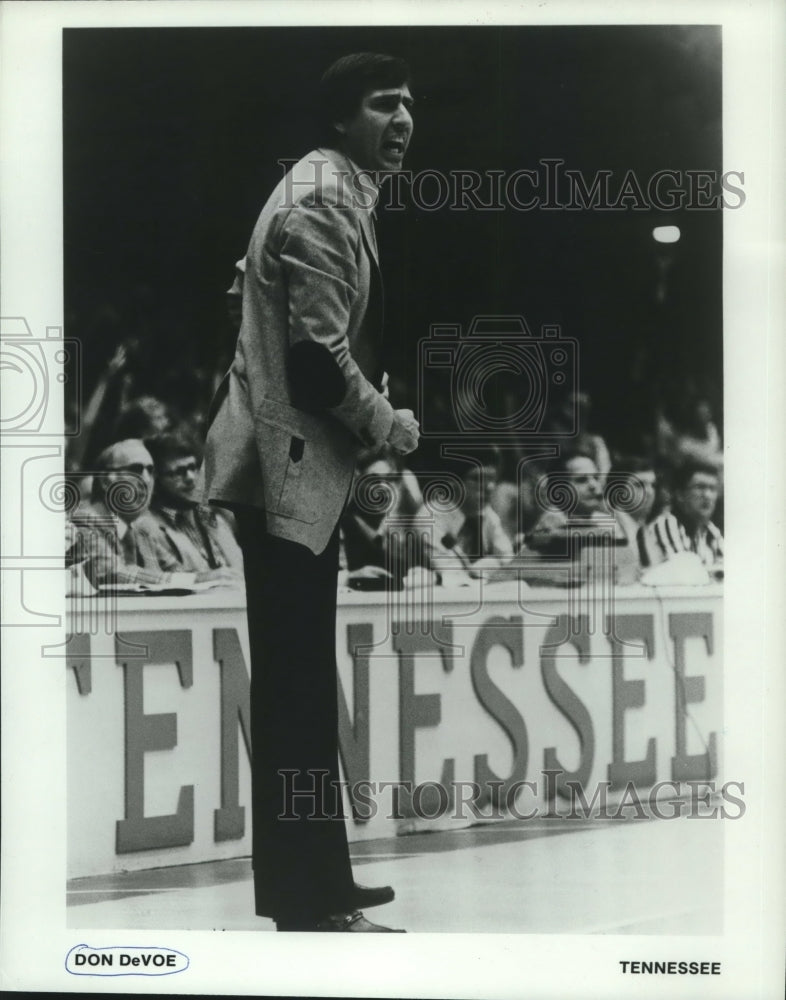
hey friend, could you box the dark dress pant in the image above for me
[236,508,355,922]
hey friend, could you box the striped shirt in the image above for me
[641,511,724,569]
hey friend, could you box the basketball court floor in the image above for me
[67,811,723,935]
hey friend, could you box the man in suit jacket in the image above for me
[200,53,419,932]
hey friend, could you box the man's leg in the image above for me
[237,510,355,923]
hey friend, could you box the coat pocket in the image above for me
[254,397,319,523]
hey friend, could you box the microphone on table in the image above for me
[441,533,474,573]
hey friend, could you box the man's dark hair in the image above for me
[672,459,720,492]
[550,447,597,477]
[319,52,410,141]
[145,431,202,471]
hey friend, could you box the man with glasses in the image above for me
[68,438,236,590]
[146,432,243,577]
[641,460,724,575]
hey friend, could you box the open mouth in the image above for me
[382,137,407,156]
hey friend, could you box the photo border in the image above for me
[1,1,784,997]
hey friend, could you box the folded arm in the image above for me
[279,201,395,448]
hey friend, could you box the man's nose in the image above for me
[392,101,412,129]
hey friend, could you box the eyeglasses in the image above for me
[109,463,155,476]
[161,461,199,479]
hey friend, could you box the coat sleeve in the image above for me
[279,199,395,448]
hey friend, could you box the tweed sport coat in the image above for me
[200,148,396,555]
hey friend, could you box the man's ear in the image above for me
[333,120,347,135]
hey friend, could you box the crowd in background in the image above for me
[63,307,724,595]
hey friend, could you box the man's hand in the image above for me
[387,408,420,456]
[107,343,128,376]
[195,567,243,586]
[348,565,394,582]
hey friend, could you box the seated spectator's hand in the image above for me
[348,565,394,583]
[195,566,243,586]
[468,555,503,577]
[437,565,473,588]
[338,564,395,591]
[403,566,438,589]
[66,563,98,598]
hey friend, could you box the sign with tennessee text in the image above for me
[66,585,722,878]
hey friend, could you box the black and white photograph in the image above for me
[0,1,784,997]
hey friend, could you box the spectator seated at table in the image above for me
[68,438,237,592]
[523,451,641,582]
[490,455,550,544]
[145,432,243,577]
[341,448,431,586]
[606,453,661,566]
[429,459,514,581]
[640,460,723,577]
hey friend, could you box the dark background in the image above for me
[63,25,722,461]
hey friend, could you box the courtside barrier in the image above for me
[66,583,722,878]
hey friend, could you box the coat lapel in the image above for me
[357,204,380,268]
[316,147,380,268]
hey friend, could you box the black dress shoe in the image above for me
[276,909,405,932]
[352,881,394,908]
[315,910,405,933]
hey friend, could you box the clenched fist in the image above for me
[387,408,420,456]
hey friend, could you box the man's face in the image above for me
[564,456,603,515]
[676,471,719,525]
[462,466,496,517]
[335,84,414,171]
[104,440,155,523]
[157,454,200,507]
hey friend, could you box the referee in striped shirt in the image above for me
[641,460,724,575]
